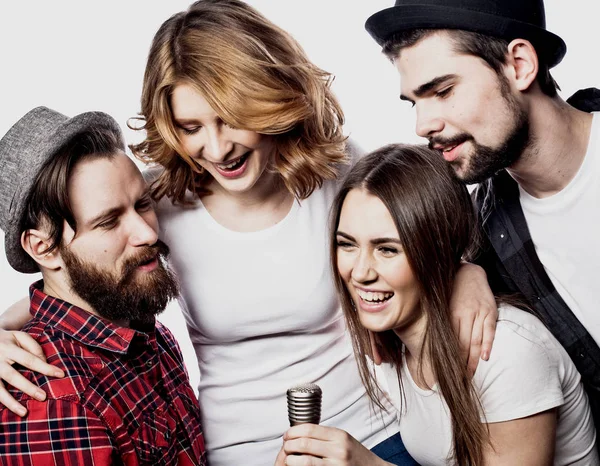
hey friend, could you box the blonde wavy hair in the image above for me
[129,0,347,204]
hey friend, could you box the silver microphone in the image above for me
[286,383,322,426]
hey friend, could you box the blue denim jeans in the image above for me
[370,432,419,465]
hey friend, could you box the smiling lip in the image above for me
[137,257,158,272]
[213,153,250,179]
[353,286,394,313]
[435,141,465,163]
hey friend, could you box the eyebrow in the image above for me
[336,231,402,246]
[400,74,458,102]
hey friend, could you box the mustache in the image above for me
[428,133,473,150]
[120,240,171,281]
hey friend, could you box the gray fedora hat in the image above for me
[366,0,566,68]
[0,107,124,273]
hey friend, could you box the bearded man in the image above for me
[0,107,206,465]
[366,0,600,438]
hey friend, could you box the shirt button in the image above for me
[146,359,153,368]
[165,430,171,440]
[500,233,505,239]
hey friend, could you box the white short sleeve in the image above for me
[474,306,565,423]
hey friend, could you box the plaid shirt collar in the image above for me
[29,280,148,355]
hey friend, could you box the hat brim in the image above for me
[2,108,123,273]
[365,4,566,68]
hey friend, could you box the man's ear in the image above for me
[505,38,539,92]
[20,229,62,271]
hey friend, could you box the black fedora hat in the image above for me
[365,0,566,68]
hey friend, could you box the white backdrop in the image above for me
[1,1,599,392]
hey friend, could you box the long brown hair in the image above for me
[129,0,347,204]
[329,144,488,465]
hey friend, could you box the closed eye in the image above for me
[378,246,399,256]
[136,198,153,212]
[180,126,201,135]
[97,217,119,230]
[435,87,453,99]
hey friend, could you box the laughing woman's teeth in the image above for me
[222,159,241,169]
[219,153,248,170]
[357,290,394,303]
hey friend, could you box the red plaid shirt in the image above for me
[0,281,206,465]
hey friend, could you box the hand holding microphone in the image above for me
[276,383,390,465]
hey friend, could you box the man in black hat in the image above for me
[366,0,600,439]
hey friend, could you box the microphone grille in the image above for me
[287,383,322,426]
[287,383,322,396]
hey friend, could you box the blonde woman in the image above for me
[0,2,497,464]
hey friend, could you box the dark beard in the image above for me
[429,76,531,184]
[61,239,179,323]
[457,109,530,184]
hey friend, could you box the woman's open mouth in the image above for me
[355,289,394,313]
[214,152,251,178]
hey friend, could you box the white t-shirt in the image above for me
[519,111,600,344]
[155,177,396,465]
[383,305,597,465]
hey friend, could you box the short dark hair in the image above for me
[383,29,559,97]
[21,127,124,255]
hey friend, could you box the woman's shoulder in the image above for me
[493,305,556,350]
[481,304,559,368]
[474,304,569,422]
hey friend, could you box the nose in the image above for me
[203,126,234,162]
[128,211,159,247]
[351,250,377,284]
[415,103,445,139]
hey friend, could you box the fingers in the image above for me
[283,437,331,462]
[274,446,287,466]
[0,343,62,378]
[283,425,355,461]
[284,454,325,466]
[463,305,499,376]
[455,315,473,370]
[0,330,63,413]
[467,313,484,377]
[284,424,339,441]
[283,425,340,459]
[282,426,375,466]
[0,380,27,417]
[0,359,47,400]
[12,332,47,362]
[480,311,498,361]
